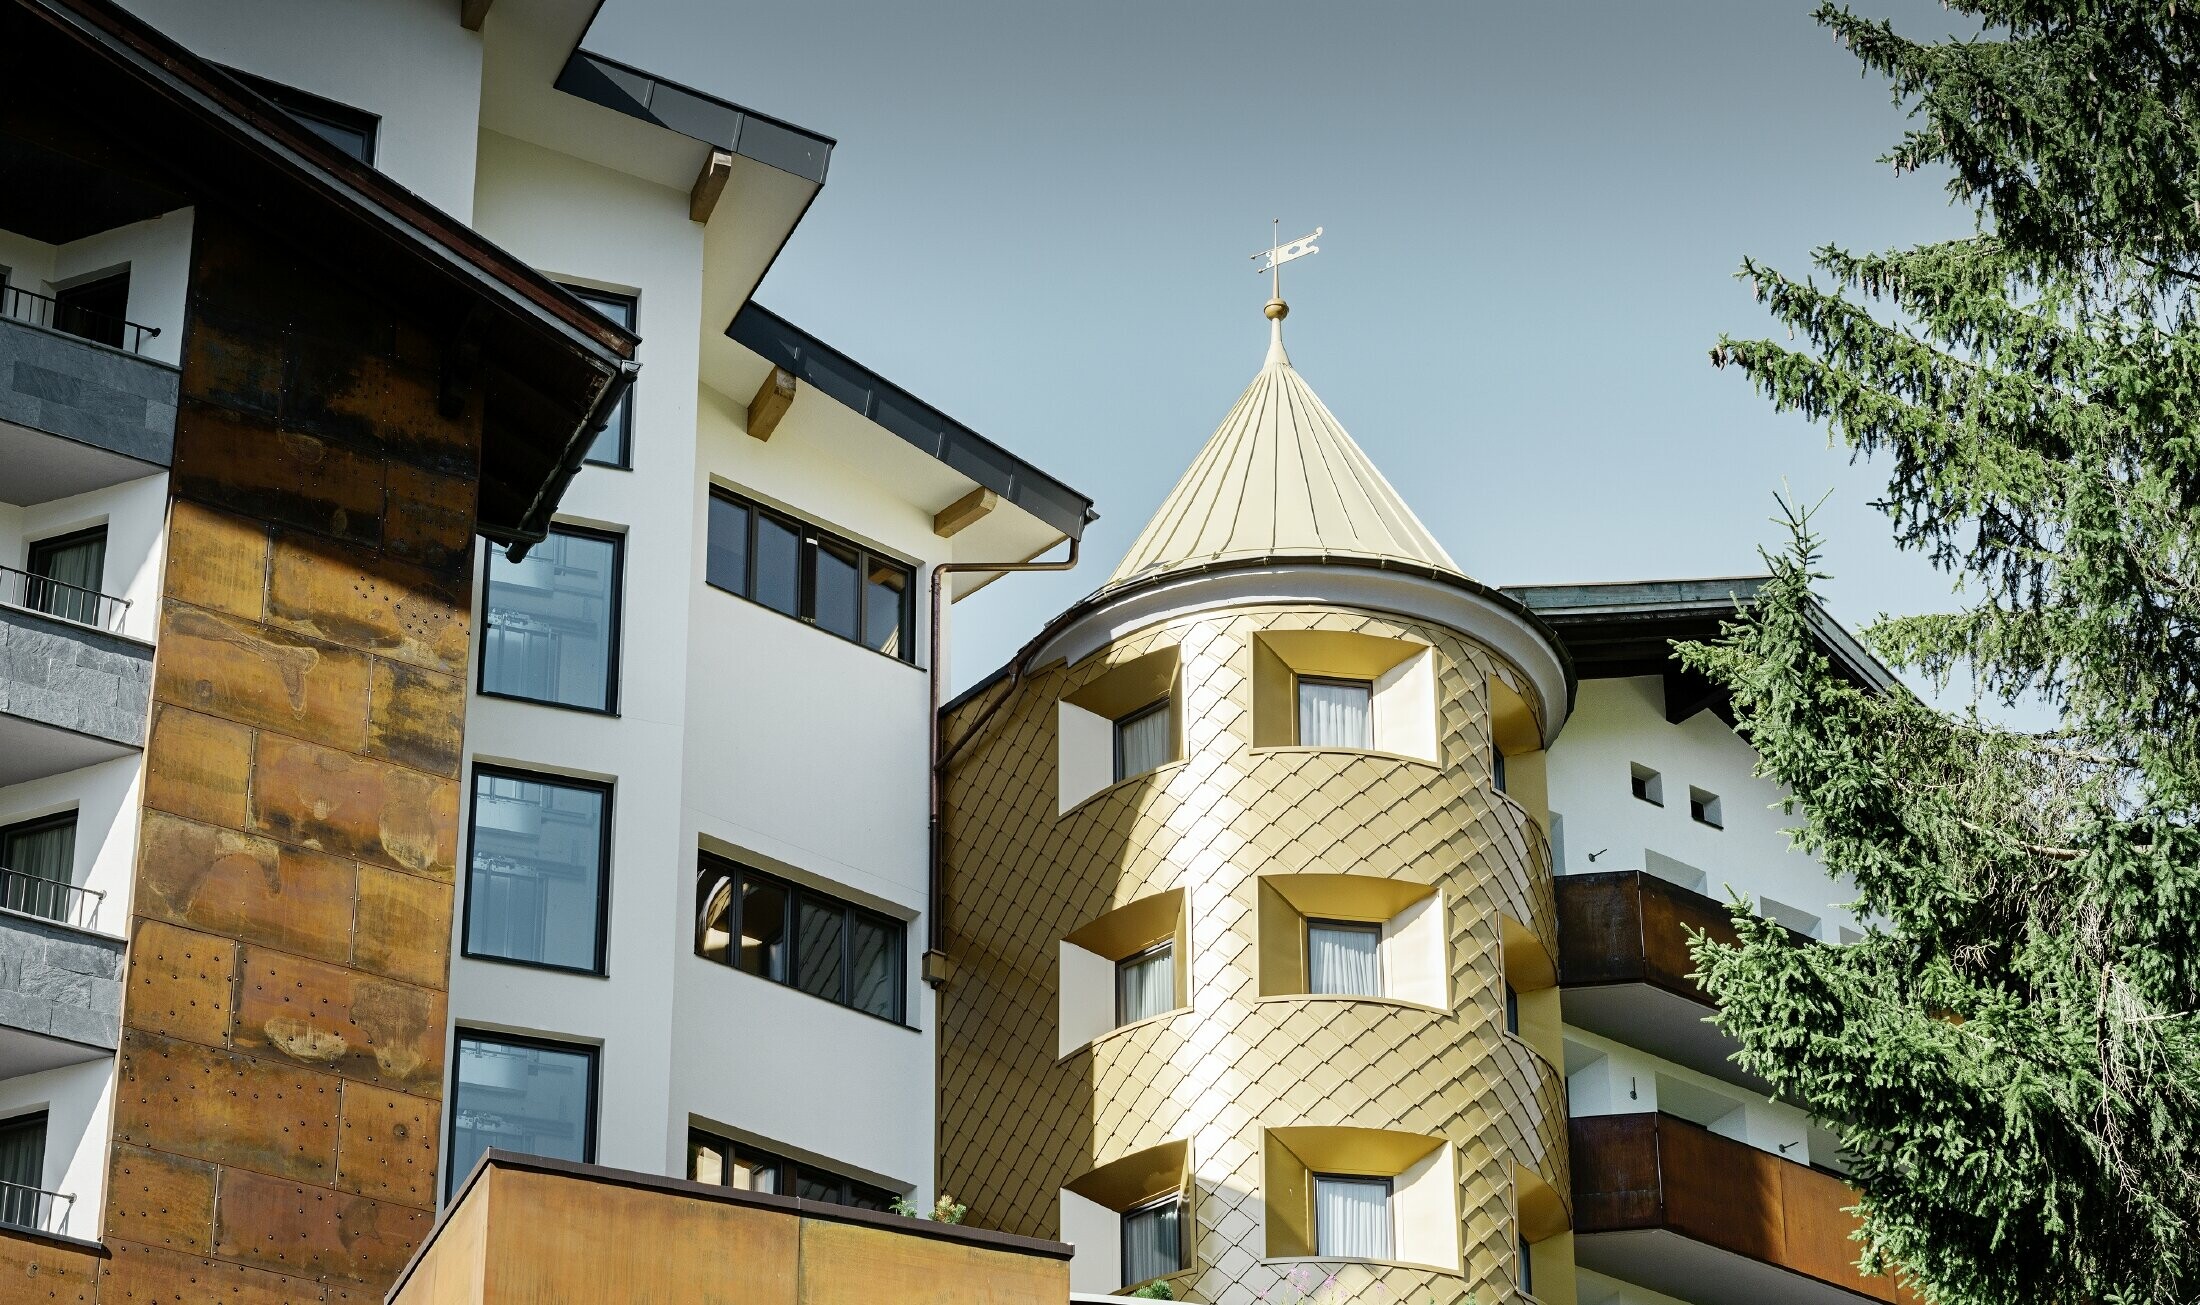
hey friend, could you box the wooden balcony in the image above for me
[1554,869,1762,1089]
[1572,1112,1910,1305]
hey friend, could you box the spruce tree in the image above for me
[1690,4,2200,1302]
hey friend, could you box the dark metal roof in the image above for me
[554,48,835,185]
[19,0,640,555]
[729,302,1096,542]
[1503,576,1898,695]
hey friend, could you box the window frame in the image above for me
[1113,937,1176,1028]
[704,488,918,665]
[459,764,615,977]
[225,67,380,164]
[476,523,626,717]
[445,1029,600,1202]
[1294,674,1375,749]
[24,525,109,624]
[1310,1172,1395,1261]
[560,285,638,469]
[0,811,79,923]
[693,853,909,1026]
[1111,698,1171,783]
[1689,786,1724,829]
[1304,917,1384,998]
[685,1126,898,1210]
[1120,1190,1189,1286]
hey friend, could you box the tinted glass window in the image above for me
[863,560,909,658]
[448,1035,594,1199]
[795,896,845,1001]
[705,488,916,662]
[464,769,611,973]
[738,877,789,980]
[813,540,860,641]
[694,856,905,1022]
[706,496,749,594]
[848,914,898,1021]
[753,513,802,616]
[481,528,621,713]
[561,286,637,467]
[0,814,75,923]
[25,528,107,625]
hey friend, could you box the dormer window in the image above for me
[1296,677,1373,749]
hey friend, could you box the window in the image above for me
[1306,920,1381,997]
[1689,786,1723,829]
[1519,1226,1534,1294]
[51,273,128,349]
[695,855,905,1022]
[561,286,637,467]
[1312,1175,1392,1260]
[446,1033,596,1200]
[1491,742,1508,793]
[1115,940,1175,1026]
[1296,676,1373,749]
[1504,982,1520,1035]
[1629,763,1664,807]
[463,768,611,974]
[480,526,622,713]
[0,1112,46,1231]
[0,813,75,923]
[686,1128,896,1210]
[1112,700,1170,782]
[706,490,914,662]
[227,68,378,163]
[25,527,107,625]
[1121,1193,1186,1285]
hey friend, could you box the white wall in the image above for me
[0,757,143,937]
[448,128,704,1191]
[1062,1188,1122,1295]
[0,473,170,644]
[2,210,194,366]
[114,0,484,221]
[1564,1026,1828,1168]
[1545,675,1859,940]
[0,1060,113,1240]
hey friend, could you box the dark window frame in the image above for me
[444,1029,600,1202]
[1304,917,1383,998]
[23,525,110,625]
[693,853,909,1027]
[704,488,918,665]
[476,523,626,717]
[1120,1189,1190,1286]
[685,1126,899,1210]
[1111,698,1171,783]
[1294,674,1375,749]
[0,1109,49,1230]
[1310,1172,1395,1260]
[0,811,78,923]
[1113,937,1176,1027]
[460,764,615,977]
[226,67,380,164]
[560,285,637,469]
[1504,981,1520,1035]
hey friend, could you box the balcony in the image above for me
[0,901,123,1078]
[1555,869,1761,1090]
[0,589,151,787]
[1572,1112,1908,1305]
[0,287,176,503]
[0,1179,75,1240]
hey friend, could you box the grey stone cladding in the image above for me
[0,910,123,1050]
[0,606,153,746]
[0,314,177,465]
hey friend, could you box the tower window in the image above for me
[1121,1193,1187,1285]
[1629,763,1664,807]
[1115,939,1175,1026]
[1312,1174,1393,1259]
[1113,700,1171,782]
[1296,676,1373,749]
[1306,920,1382,997]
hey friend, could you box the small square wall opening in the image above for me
[1688,786,1722,828]
[1629,763,1663,807]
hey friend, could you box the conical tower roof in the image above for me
[1106,299,1458,588]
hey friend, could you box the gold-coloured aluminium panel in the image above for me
[939,604,1567,1304]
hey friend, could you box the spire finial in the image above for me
[1251,221,1321,364]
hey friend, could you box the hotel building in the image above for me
[0,1,1912,1302]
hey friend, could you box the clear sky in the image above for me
[596,0,1978,692]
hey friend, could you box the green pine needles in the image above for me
[1690,3,2200,1302]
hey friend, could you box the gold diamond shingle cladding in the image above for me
[939,604,1567,1304]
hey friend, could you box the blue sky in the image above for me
[598,0,1978,691]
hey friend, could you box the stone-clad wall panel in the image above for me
[940,603,1566,1305]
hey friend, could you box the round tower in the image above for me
[938,298,1574,1304]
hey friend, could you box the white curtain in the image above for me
[1314,1176,1391,1259]
[1298,680,1372,748]
[1308,923,1381,996]
[1116,944,1174,1025]
[1121,1197,1181,1284]
[1115,705,1171,780]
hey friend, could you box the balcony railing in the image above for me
[1,283,160,355]
[0,564,129,633]
[0,867,106,931]
[0,1179,75,1238]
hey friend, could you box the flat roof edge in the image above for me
[554,48,834,185]
[728,302,1096,542]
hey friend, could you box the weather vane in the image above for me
[1251,219,1321,300]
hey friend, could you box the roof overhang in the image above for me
[13,0,640,555]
